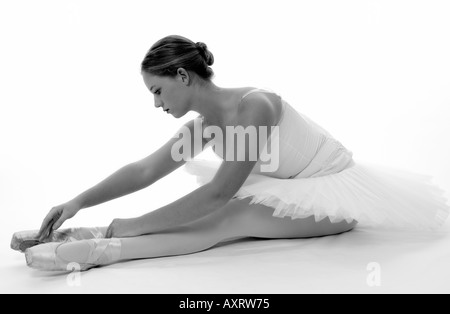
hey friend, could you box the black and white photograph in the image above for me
[1,0,450,296]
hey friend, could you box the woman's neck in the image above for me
[191,83,239,128]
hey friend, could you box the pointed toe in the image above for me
[23,238,122,272]
[11,227,108,253]
[11,230,40,252]
[25,242,61,271]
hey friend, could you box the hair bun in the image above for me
[195,41,214,66]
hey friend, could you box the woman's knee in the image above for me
[312,218,358,237]
[201,198,359,239]
[222,199,359,238]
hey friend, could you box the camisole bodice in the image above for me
[204,88,354,179]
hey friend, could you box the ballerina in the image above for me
[12,35,449,272]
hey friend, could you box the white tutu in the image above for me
[184,158,450,230]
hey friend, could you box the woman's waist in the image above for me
[284,137,352,177]
[252,136,353,178]
[292,137,354,178]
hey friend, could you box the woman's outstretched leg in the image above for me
[52,202,237,267]
[26,198,357,270]
[119,197,357,260]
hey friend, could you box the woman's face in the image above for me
[142,71,190,118]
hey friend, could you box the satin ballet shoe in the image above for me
[11,227,107,253]
[25,238,122,271]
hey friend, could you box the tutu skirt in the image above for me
[184,158,450,230]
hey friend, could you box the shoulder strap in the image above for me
[240,88,278,101]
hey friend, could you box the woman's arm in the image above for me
[126,182,227,235]
[73,117,208,210]
[38,117,209,238]
[71,162,154,210]
[111,95,276,237]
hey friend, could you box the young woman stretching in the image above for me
[11,35,449,271]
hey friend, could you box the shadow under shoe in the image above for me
[25,238,122,272]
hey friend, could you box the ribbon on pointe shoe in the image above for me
[25,238,122,272]
[57,227,106,242]
[80,238,122,271]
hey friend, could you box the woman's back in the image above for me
[207,88,355,179]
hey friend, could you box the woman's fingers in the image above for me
[51,214,67,231]
[38,219,54,242]
[37,207,61,240]
[37,208,57,239]
[105,219,118,238]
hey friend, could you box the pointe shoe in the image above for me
[25,238,122,271]
[11,227,106,252]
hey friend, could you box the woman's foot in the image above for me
[11,227,108,252]
[25,238,122,271]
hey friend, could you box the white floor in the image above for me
[2,221,450,294]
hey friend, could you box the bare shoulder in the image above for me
[237,92,278,126]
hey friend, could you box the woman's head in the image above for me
[141,35,215,117]
[141,35,214,81]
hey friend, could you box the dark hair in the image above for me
[141,35,215,82]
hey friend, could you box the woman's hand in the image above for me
[37,200,81,241]
[105,217,141,238]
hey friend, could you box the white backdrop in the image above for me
[1,0,449,293]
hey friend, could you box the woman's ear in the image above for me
[176,68,190,85]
